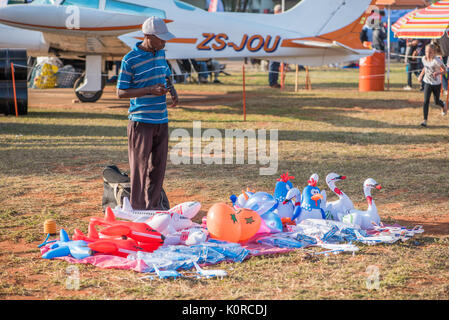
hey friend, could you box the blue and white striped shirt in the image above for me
[117,41,171,124]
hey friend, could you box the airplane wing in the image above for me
[43,32,130,59]
[284,38,368,55]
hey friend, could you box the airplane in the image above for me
[73,223,163,258]
[192,261,227,279]
[371,222,424,239]
[89,207,165,244]
[113,197,201,221]
[151,263,183,279]
[41,228,93,260]
[0,0,375,102]
[313,235,359,254]
[112,197,201,235]
[353,229,399,245]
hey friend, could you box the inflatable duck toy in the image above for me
[272,172,295,219]
[296,173,326,223]
[341,178,382,230]
[321,173,354,221]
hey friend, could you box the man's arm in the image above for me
[117,84,167,99]
[166,76,178,107]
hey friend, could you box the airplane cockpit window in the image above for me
[105,0,166,17]
[32,0,99,8]
[31,0,62,4]
[173,0,196,11]
[60,0,99,9]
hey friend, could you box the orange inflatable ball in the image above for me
[235,208,261,243]
[206,203,241,243]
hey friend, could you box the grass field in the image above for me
[0,62,448,300]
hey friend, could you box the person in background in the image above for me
[398,38,407,62]
[418,43,447,127]
[207,59,222,83]
[116,17,178,210]
[372,10,387,52]
[268,4,282,88]
[437,36,449,94]
[404,39,424,91]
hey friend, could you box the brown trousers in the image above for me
[127,121,168,210]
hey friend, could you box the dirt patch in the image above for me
[389,214,449,236]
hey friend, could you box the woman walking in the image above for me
[418,43,448,127]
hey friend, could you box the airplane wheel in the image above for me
[73,72,106,103]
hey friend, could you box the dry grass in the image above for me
[0,62,448,300]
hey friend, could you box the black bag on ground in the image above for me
[102,165,170,212]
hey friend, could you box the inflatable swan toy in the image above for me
[321,173,354,221]
[341,178,382,230]
[283,187,302,221]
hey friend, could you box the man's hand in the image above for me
[148,84,168,96]
[169,90,179,108]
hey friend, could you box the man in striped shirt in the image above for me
[117,16,178,210]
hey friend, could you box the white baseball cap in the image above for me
[142,16,175,41]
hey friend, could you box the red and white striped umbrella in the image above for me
[394,0,449,38]
[391,8,422,33]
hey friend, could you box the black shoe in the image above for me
[270,84,281,88]
[213,79,222,84]
[420,121,427,127]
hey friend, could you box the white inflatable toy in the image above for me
[341,178,381,230]
[283,187,301,220]
[112,197,202,235]
[163,227,209,246]
[321,173,354,221]
[233,188,255,209]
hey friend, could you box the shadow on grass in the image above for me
[0,122,127,137]
[26,111,126,121]
[1,122,447,145]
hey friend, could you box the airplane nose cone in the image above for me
[0,4,31,21]
[0,4,46,29]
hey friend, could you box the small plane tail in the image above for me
[152,264,160,274]
[122,197,133,213]
[275,0,375,50]
[193,261,203,273]
[314,236,324,245]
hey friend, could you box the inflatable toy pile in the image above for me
[39,172,424,278]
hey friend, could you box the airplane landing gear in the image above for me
[74,73,105,103]
[73,54,105,103]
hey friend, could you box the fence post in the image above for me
[242,64,246,122]
[295,65,299,92]
[11,62,19,117]
[280,62,284,89]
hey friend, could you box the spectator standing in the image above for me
[116,17,178,210]
[268,4,282,88]
[372,10,387,52]
[404,39,424,91]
